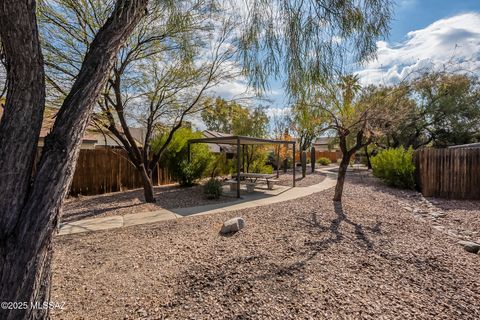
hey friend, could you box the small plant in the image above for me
[371,147,415,189]
[204,178,223,199]
[317,157,331,166]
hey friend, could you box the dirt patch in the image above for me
[52,182,480,319]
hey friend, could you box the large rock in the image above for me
[457,241,480,254]
[220,217,245,234]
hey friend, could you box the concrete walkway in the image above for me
[58,175,337,236]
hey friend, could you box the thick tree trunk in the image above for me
[0,1,148,319]
[0,0,45,236]
[364,145,372,170]
[333,156,350,202]
[140,164,156,203]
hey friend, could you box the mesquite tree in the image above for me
[309,75,410,201]
[40,0,237,203]
[0,0,148,318]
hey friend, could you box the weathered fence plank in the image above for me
[65,149,172,196]
[414,148,480,200]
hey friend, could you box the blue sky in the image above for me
[210,0,480,121]
[390,0,480,43]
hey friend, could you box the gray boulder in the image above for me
[458,241,480,254]
[220,217,245,234]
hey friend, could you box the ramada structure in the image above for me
[188,135,297,198]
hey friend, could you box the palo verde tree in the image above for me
[39,0,238,203]
[0,0,150,319]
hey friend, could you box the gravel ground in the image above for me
[62,184,236,222]
[275,169,326,187]
[427,198,480,241]
[51,181,480,319]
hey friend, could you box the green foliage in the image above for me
[371,147,415,189]
[249,150,273,174]
[176,160,208,187]
[154,127,213,187]
[239,0,392,96]
[201,97,269,138]
[291,100,325,151]
[317,157,331,166]
[204,178,223,199]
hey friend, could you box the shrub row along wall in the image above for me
[414,148,480,199]
[35,148,173,196]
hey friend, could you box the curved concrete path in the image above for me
[58,174,337,236]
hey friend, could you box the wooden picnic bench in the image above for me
[227,173,279,192]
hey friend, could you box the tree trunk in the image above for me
[140,164,156,203]
[0,0,45,237]
[333,156,350,202]
[0,1,148,319]
[364,145,372,170]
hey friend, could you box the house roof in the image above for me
[0,106,98,143]
[202,130,236,153]
[314,137,336,145]
[190,133,295,146]
[448,142,480,149]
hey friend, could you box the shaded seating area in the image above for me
[188,135,297,198]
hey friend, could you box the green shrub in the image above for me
[249,148,273,174]
[176,160,208,187]
[153,127,214,187]
[317,157,331,165]
[204,178,223,199]
[371,147,415,189]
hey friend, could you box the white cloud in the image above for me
[357,12,480,85]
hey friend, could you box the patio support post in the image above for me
[276,146,280,178]
[236,137,241,198]
[293,142,296,187]
[242,145,245,172]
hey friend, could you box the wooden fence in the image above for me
[295,150,340,163]
[414,148,480,199]
[67,149,172,196]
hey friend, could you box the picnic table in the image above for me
[239,172,276,183]
[226,173,279,192]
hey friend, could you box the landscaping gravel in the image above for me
[62,184,236,222]
[275,169,326,187]
[51,181,480,319]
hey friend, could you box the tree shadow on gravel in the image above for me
[301,201,379,251]
[268,202,381,278]
[61,203,140,222]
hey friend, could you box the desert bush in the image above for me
[156,127,213,186]
[371,147,415,189]
[204,178,223,199]
[176,160,209,187]
[317,157,331,165]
